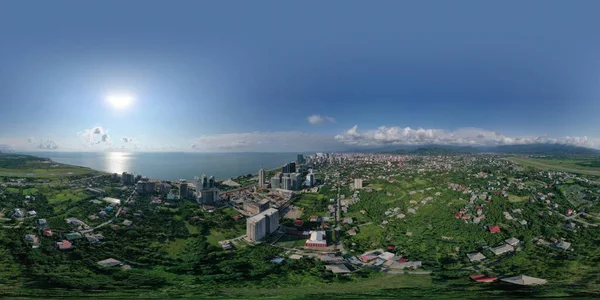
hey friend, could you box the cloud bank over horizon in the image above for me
[334,125,597,149]
[4,124,600,152]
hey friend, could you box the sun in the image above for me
[106,94,134,110]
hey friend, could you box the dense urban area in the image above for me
[0,150,599,298]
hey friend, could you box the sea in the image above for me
[21,152,301,181]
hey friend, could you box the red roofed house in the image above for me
[470,274,498,283]
[398,257,408,263]
[43,229,53,237]
[233,215,243,221]
[387,245,396,251]
[566,209,574,216]
[56,240,72,250]
[455,212,463,219]
[489,226,501,233]
[293,219,304,227]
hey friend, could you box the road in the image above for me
[556,211,598,227]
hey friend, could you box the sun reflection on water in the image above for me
[103,152,132,174]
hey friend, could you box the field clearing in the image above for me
[163,238,188,257]
[275,235,306,248]
[508,194,528,203]
[184,221,200,234]
[48,189,88,204]
[505,157,600,176]
[205,227,245,246]
[219,273,433,298]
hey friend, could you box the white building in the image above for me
[354,178,363,189]
[258,168,265,187]
[246,208,279,242]
[305,231,327,248]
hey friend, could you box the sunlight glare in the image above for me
[107,94,134,110]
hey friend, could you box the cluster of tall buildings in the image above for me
[246,208,279,242]
[135,177,159,194]
[196,174,219,204]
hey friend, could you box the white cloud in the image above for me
[307,114,336,125]
[190,131,344,152]
[122,137,134,143]
[77,125,110,145]
[36,140,59,149]
[335,125,599,148]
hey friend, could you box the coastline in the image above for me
[15,151,298,182]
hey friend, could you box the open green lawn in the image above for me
[274,235,306,248]
[205,227,245,246]
[506,156,600,176]
[221,206,240,217]
[219,273,433,298]
[163,238,188,257]
[508,194,528,203]
[48,189,88,204]
[184,221,200,234]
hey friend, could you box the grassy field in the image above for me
[218,273,433,298]
[506,156,600,176]
[508,194,528,203]
[163,238,188,257]
[48,189,88,204]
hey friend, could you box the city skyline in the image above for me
[2,1,600,152]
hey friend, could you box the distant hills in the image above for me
[374,143,600,155]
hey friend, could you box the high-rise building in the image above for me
[179,180,188,199]
[246,208,279,242]
[195,174,219,204]
[122,172,135,185]
[270,177,280,189]
[201,174,208,189]
[305,172,315,187]
[243,199,270,215]
[354,178,363,189]
[290,173,301,190]
[258,168,265,187]
[246,214,267,242]
[289,162,296,173]
[297,154,304,164]
[281,175,292,190]
[159,183,171,196]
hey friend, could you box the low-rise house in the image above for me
[42,229,53,237]
[505,237,520,246]
[24,234,38,243]
[122,219,133,226]
[378,252,395,261]
[305,231,327,248]
[407,208,416,214]
[467,252,486,262]
[97,258,123,267]
[470,274,498,283]
[325,264,352,274]
[519,220,528,225]
[501,275,547,286]
[489,225,501,233]
[27,210,37,217]
[56,240,72,250]
[12,208,24,219]
[491,244,514,256]
[65,232,83,241]
[555,240,571,250]
[36,218,48,229]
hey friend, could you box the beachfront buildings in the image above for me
[246,208,279,242]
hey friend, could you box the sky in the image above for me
[1,0,600,152]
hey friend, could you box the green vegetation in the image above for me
[506,156,600,176]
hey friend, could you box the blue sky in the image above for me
[1,1,600,152]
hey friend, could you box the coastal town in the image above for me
[1,152,599,297]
